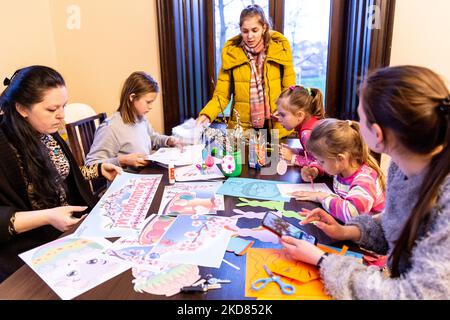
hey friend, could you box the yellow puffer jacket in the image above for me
[200,31,296,138]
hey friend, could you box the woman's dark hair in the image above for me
[0,65,66,208]
[118,71,159,124]
[234,4,272,46]
[360,65,450,277]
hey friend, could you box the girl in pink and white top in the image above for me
[275,85,326,174]
[292,118,386,223]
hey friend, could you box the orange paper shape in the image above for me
[245,248,331,300]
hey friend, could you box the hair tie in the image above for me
[437,96,450,114]
[3,77,11,86]
[347,120,353,127]
[306,87,312,95]
[289,85,297,91]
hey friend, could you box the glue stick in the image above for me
[168,162,175,184]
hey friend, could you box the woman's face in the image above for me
[357,98,381,153]
[16,86,67,134]
[132,92,158,117]
[240,15,267,48]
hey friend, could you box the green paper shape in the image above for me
[236,198,308,222]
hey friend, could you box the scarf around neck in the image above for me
[242,40,269,128]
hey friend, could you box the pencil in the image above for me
[304,150,315,191]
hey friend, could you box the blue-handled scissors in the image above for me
[251,265,296,295]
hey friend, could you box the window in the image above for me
[283,0,331,95]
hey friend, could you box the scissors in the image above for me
[251,265,296,295]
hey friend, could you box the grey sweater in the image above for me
[85,112,170,167]
[320,162,450,299]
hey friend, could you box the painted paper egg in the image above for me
[221,155,236,174]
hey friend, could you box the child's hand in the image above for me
[280,144,294,162]
[101,163,122,181]
[301,166,319,182]
[271,110,280,122]
[118,153,149,167]
[291,191,328,203]
[280,236,324,265]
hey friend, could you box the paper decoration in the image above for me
[231,209,267,220]
[150,215,235,268]
[174,163,224,182]
[236,198,305,221]
[19,236,130,300]
[145,144,204,166]
[245,248,331,300]
[277,183,334,198]
[158,182,224,216]
[216,178,290,202]
[227,237,254,256]
[132,264,201,297]
[75,172,162,238]
[105,215,176,269]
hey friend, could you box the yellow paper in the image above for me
[245,248,332,300]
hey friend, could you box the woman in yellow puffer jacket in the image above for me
[196,4,296,138]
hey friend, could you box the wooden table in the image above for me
[0,161,341,300]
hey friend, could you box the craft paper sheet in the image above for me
[276,183,335,198]
[19,236,130,300]
[150,215,235,268]
[216,178,290,202]
[75,172,162,238]
[174,164,224,182]
[145,144,204,166]
[158,181,224,216]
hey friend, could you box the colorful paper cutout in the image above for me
[150,215,235,268]
[227,237,254,256]
[245,248,331,300]
[145,144,204,166]
[158,182,224,216]
[75,172,162,238]
[216,178,290,202]
[132,264,200,297]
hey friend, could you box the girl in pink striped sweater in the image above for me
[292,118,386,223]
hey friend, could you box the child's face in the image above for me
[132,92,158,117]
[277,101,303,130]
[240,16,266,48]
[313,153,343,176]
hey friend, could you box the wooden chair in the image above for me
[65,113,107,198]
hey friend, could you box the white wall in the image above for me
[390,0,450,86]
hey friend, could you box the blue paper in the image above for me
[216,178,290,202]
[227,237,254,255]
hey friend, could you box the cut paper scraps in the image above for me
[75,172,162,238]
[145,144,204,166]
[231,209,267,220]
[158,181,224,216]
[277,183,334,198]
[317,244,364,260]
[227,225,280,244]
[150,215,235,268]
[227,237,254,256]
[245,248,331,300]
[216,178,290,202]
[19,236,130,300]
[105,215,176,269]
[174,163,224,181]
[132,264,201,297]
[236,198,304,221]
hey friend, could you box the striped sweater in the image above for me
[321,164,385,223]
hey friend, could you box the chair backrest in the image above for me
[65,113,107,166]
[64,103,97,124]
[65,113,107,198]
